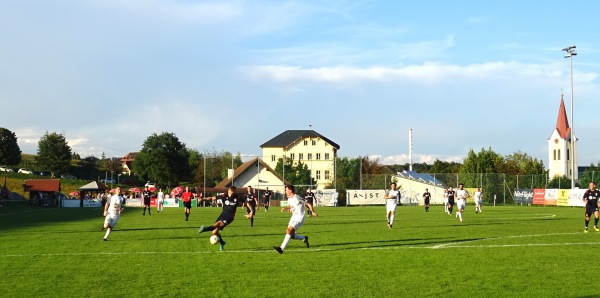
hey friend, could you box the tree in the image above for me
[36,132,72,177]
[274,158,316,187]
[578,162,599,187]
[133,132,191,186]
[429,159,462,174]
[195,149,242,187]
[0,128,22,166]
[361,156,394,189]
[81,156,100,179]
[104,157,122,173]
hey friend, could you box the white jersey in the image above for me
[106,195,123,217]
[386,189,400,204]
[157,191,164,202]
[456,189,468,207]
[474,191,482,202]
[288,194,306,218]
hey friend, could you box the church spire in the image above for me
[555,92,571,139]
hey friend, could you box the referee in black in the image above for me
[583,181,600,233]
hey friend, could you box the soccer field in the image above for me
[0,204,594,297]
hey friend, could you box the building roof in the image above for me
[260,130,340,150]
[216,157,287,188]
[23,179,61,192]
[78,181,108,191]
[121,152,140,162]
[396,170,443,186]
[554,96,571,139]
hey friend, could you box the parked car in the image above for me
[18,168,34,174]
[61,173,77,179]
[0,166,14,172]
[101,178,116,184]
[144,181,156,188]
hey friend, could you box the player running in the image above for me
[157,188,164,213]
[305,187,319,217]
[101,187,124,241]
[242,186,258,227]
[142,187,151,216]
[473,187,483,213]
[455,184,469,223]
[583,181,600,233]
[444,189,449,214]
[384,182,401,229]
[262,187,271,212]
[199,186,240,251]
[273,184,310,254]
[423,189,431,213]
[181,187,193,221]
[446,186,455,215]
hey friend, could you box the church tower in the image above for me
[548,94,578,180]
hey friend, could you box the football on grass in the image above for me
[209,235,220,245]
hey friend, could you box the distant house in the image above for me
[260,130,340,190]
[215,157,287,200]
[120,152,139,175]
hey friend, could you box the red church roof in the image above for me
[555,96,571,139]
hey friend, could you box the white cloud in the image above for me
[371,154,464,165]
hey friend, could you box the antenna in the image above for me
[409,129,413,171]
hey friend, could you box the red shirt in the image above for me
[182,191,193,202]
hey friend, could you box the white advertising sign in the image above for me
[346,190,386,205]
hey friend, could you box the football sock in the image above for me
[143,207,146,214]
[204,226,216,232]
[449,207,453,214]
[595,218,599,226]
[219,237,225,245]
[265,206,269,212]
[250,218,254,227]
[104,228,111,239]
[281,234,292,250]
[585,219,590,228]
[458,213,463,221]
[389,215,395,226]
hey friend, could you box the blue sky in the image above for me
[2,0,599,166]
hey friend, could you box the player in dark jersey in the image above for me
[142,187,151,216]
[583,181,600,233]
[199,186,240,251]
[423,189,431,212]
[305,188,318,217]
[242,186,258,227]
[446,186,455,215]
[262,187,271,212]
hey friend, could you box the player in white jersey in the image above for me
[444,189,449,214]
[102,187,124,241]
[455,183,469,223]
[273,184,310,254]
[473,187,483,213]
[385,183,401,229]
[157,188,165,213]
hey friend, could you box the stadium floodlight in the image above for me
[563,45,577,189]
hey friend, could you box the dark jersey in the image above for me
[305,191,315,204]
[423,192,431,203]
[244,193,257,207]
[263,191,271,202]
[221,194,240,218]
[584,189,600,206]
[447,190,455,200]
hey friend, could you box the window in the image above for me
[325,170,330,180]
[308,153,312,160]
[271,155,276,162]
[567,149,570,161]
[316,170,321,179]
[312,139,316,145]
[299,153,303,160]
[304,140,308,146]
[316,153,321,160]
[553,150,556,161]
[325,153,330,160]
[290,153,295,160]
[557,149,561,160]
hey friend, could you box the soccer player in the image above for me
[273,184,310,254]
[199,186,240,251]
[583,181,600,233]
[455,184,469,223]
[181,187,193,221]
[101,187,124,241]
[157,188,164,213]
[242,186,258,227]
[423,189,431,212]
[446,186,455,215]
[444,189,449,214]
[474,187,483,213]
[262,187,271,212]
[142,187,151,215]
[384,182,400,229]
[305,187,319,217]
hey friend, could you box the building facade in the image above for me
[548,95,578,180]
[261,130,340,190]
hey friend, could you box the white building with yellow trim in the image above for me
[260,130,340,190]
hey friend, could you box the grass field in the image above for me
[0,204,595,297]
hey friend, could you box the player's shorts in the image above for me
[424,199,430,205]
[386,200,397,213]
[458,203,465,211]
[143,199,151,206]
[104,215,120,228]
[476,200,482,206]
[306,198,314,205]
[288,215,305,230]
[216,214,235,229]
[183,201,192,209]
[246,205,256,214]
[262,200,270,205]
[447,199,455,206]
[158,199,164,204]
[585,205,599,217]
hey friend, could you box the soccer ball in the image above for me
[209,235,220,245]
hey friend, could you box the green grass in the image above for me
[0,204,594,297]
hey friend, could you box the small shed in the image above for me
[23,179,61,207]
[77,181,108,208]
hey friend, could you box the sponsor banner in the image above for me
[545,189,558,206]
[533,189,545,205]
[514,189,533,204]
[315,189,338,207]
[162,198,179,207]
[557,189,569,207]
[568,189,586,207]
[62,199,101,208]
[346,190,386,205]
[125,198,143,207]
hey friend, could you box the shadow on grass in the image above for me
[0,207,106,232]
[309,237,487,252]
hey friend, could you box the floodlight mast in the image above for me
[562,45,577,189]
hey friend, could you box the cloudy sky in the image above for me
[2,0,599,166]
